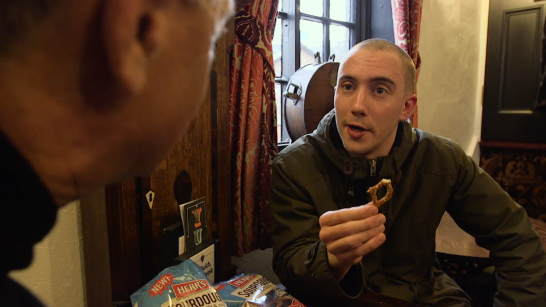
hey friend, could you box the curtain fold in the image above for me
[229,0,279,257]
[391,0,423,127]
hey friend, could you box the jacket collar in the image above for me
[312,109,417,181]
[0,129,58,274]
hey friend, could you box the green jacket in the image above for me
[270,110,546,306]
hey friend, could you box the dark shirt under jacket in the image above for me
[0,130,58,307]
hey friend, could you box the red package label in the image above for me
[228,274,257,288]
[289,300,306,307]
[172,279,211,298]
[148,273,174,298]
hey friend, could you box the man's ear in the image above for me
[399,93,417,121]
[102,0,167,96]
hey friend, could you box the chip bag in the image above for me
[130,259,227,307]
[214,274,306,307]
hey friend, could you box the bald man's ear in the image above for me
[400,93,417,121]
[102,0,167,95]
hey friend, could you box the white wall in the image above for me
[417,0,490,158]
[9,201,86,307]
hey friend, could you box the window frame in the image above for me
[275,0,367,147]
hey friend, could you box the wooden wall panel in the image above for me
[105,179,141,304]
[140,86,214,281]
[213,18,235,281]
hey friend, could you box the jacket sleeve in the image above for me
[446,143,546,306]
[269,155,364,305]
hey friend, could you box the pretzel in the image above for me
[367,179,393,208]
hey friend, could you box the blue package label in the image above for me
[214,274,306,307]
[131,259,227,307]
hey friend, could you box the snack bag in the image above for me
[214,274,305,307]
[130,259,227,307]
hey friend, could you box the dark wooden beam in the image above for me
[80,189,113,307]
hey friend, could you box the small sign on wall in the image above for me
[189,243,215,283]
[179,197,208,253]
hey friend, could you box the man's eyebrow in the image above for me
[338,75,358,82]
[370,77,396,87]
[338,75,397,88]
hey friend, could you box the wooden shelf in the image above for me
[479,141,546,151]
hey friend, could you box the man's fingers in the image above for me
[325,224,385,254]
[319,204,378,227]
[354,232,386,256]
[331,232,386,264]
[319,213,386,242]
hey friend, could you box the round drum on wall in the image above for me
[284,61,339,142]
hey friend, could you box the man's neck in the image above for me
[0,2,132,207]
[0,59,119,206]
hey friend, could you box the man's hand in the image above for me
[319,204,386,281]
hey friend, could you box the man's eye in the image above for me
[341,84,354,90]
[374,87,387,95]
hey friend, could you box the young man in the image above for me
[0,0,232,306]
[270,38,546,306]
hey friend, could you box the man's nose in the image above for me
[351,88,368,116]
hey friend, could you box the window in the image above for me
[273,0,360,145]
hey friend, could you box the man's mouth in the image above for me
[347,123,367,132]
[346,123,370,139]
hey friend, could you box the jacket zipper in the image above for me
[370,160,377,176]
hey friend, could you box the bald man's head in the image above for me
[346,38,416,95]
[0,0,57,54]
[0,0,228,55]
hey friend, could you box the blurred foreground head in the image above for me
[0,0,233,205]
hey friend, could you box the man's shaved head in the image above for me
[0,0,228,55]
[0,0,58,54]
[346,38,416,95]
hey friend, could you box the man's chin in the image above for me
[344,146,368,159]
[140,162,165,177]
[341,139,368,158]
[127,157,166,178]
[347,151,367,159]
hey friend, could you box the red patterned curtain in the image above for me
[391,0,423,127]
[229,0,279,257]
